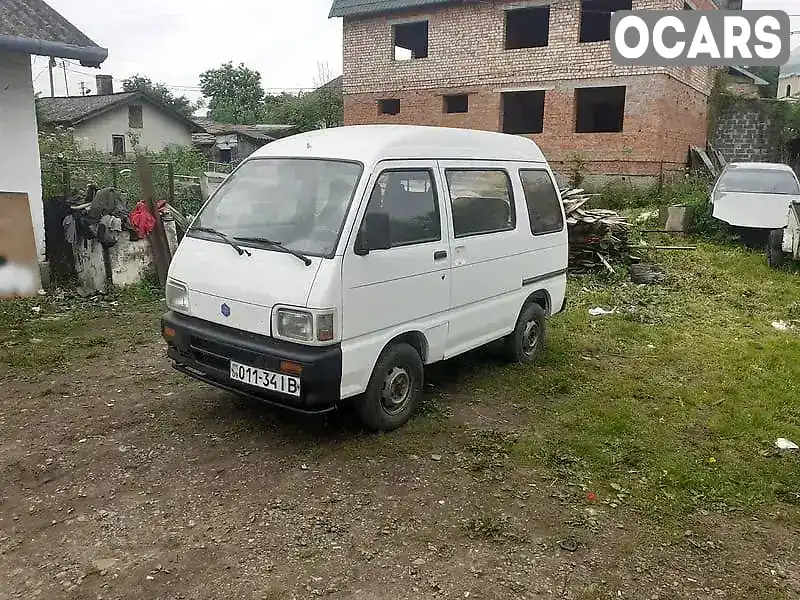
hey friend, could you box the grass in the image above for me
[0,280,164,377]
[465,238,800,523]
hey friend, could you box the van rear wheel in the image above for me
[357,343,424,432]
[505,302,547,363]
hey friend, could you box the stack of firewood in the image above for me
[560,188,632,274]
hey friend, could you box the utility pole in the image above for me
[48,57,55,96]
[62,60,69,95]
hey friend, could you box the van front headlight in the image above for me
[273,306,338,345]
[165,279,190,314]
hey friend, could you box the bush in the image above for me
[586,175,711,212]
[684,197,738,243]
[39,127,207,214]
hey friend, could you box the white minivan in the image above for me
[161,125,568,431]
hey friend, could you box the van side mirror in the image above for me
[355,212,391,255]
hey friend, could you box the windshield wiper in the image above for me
[190,227,251,256]
[234,237,313,266]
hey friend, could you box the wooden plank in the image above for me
[0,191,40,297]
[136,157,172,288]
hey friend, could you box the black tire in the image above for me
[766,228,784,269]
[505,302,547,363]
[357,343,424,432]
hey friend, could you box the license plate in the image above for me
[229,360,300,397]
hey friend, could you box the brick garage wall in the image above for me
[712,100,780,163]
[345,73,709,178]
[341,0,716,178]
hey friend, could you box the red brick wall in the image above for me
[341,0,718,177]
[345,74,710,177]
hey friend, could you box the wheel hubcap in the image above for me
[521,319,540,356]
[380,367,412,415]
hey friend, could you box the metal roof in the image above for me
[728,66,769,86]
[36,91,204,131]
[329,0,461,18]
[0,0,107,67]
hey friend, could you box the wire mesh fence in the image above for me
[41,158,176,210]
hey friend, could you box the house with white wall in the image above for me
[36,76,204,155]
[778,46,800,101]
[0,0,107,279]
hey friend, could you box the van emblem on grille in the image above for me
[221,303,231,317]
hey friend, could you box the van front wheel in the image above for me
[505,302,547,363]
[357,343,424,432]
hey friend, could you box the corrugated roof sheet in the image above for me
[194,118,297,141]
[329,0,458,18]
[0,0,100,48]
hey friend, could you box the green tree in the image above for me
[261,63,343,132]
[199,62,265,124]
[746,66,780,98]
[121,74,201,118]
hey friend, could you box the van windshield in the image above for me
[190,158,363,257]
[717,168,800,195]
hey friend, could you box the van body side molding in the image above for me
[522,268,567,288]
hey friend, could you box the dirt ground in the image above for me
[1,307,799,600]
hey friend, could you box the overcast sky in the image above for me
[33,0,800,107]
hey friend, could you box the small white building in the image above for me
[0,0,107,272]
[778,46,800,101]
[37,75,204,155]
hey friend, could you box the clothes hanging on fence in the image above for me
[97,215,123,248]
[87,187,127,220]
[129,200,166,239]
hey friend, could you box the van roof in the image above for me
[726,161,795,172]
[250,124,547,165]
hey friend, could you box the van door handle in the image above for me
[434,250,447,261]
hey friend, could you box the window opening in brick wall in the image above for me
[579,0,632,43]
[505,6,550,49]
[112,135,125,157]
[444,94,469,114]
[501,91,545,135]
[575,86,626,133]
[787,84,793,98]
[393,20,428,60]
[128,104,143,128]
[378,99,401,116]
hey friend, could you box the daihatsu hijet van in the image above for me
[161,125,568,431]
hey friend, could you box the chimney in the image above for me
[95,74,113,95]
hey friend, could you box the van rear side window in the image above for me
[445,170,515,238]
[519,169,564,235]
[366,169,441,246]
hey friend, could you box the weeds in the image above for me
[461,511,527,543]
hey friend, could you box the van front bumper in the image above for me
[161,311,342,415]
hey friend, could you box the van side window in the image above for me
[445,170,516,238]
[365,169,441,246]
[519,169,564,235]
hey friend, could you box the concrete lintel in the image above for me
[494,85,555,93]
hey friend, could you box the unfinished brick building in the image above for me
[329,0,720,183]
